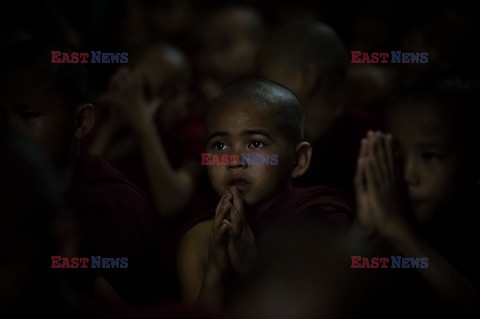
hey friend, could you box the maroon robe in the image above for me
[183,185,353,242]
[294,109,382,201]
[250,186,353,237]
[65,153,173,304]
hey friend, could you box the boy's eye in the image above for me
[213,141,228,151]
[249,140,265,148]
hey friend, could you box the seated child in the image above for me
[0,39,170,304]
[258,20,380,199]
[91,43,207,221]
[177,78,353,309]
[196,4,265,102]
[354,70,480,317]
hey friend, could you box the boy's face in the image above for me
[206,99,295,206]
[0,70,76,168]
[199,9,258,86]
[387,103,470,224]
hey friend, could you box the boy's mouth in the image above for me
[228,177,251,192]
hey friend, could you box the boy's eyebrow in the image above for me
[207,131,229,142]
[206,129,274,142]
[241,129,273,140]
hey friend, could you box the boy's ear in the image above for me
[74,103,95,138]
[291,141,312,179]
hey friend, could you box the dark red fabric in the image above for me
[249,186,354,237]
[65,153,174,304]
[183,186,354,240]
[293,110,381,201]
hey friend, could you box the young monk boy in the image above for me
[91,43,206,220]
[0,39,169,304]
[354,71,480,317]
[258,20,380,199]
[177,78,353,309]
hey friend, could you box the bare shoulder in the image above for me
[177,219,214,269]
[180,220,213,248]
[177,219,214,301]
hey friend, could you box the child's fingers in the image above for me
[213,193,229,230]
[213,193,226,218]
[354,158,376,233]
[385,134,396,180]
[372,132,390,182]
[365,156,378,203]
[212,197,233,248]
[109,67,143,97]
[219,220,232,240]
[354,138,368,192]
[228,187,245,230]
[223,219,238,240]
[366,133,383,188]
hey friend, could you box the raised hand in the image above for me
[224,186,257,276]
[207,192,233,275]
[354,137,376,235]
[355,131,409,238]
[204,187,256,284]
[100,67,161,134]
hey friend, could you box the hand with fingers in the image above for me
[207,192,234,276]
[224,187,257,276]
[198,192,233,305]
[100,67,161,134]
[199,187,256,305]
[355,131,408,238]
[354,136,376,235]
[207,187,256,277]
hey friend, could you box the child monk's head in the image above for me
[386,71,480,224]
[257,20,348,141]
[0,40,94,170]
[130,43,191,130]
[197,5,265,101]
[205,78,311,206]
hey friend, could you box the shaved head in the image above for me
[263,20,347,73]
[207,78,305,147]
[259,20,348,95]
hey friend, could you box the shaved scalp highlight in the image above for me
[207,78,305,147]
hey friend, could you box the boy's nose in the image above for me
[403,158,420,187]
[227,152,247,169]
